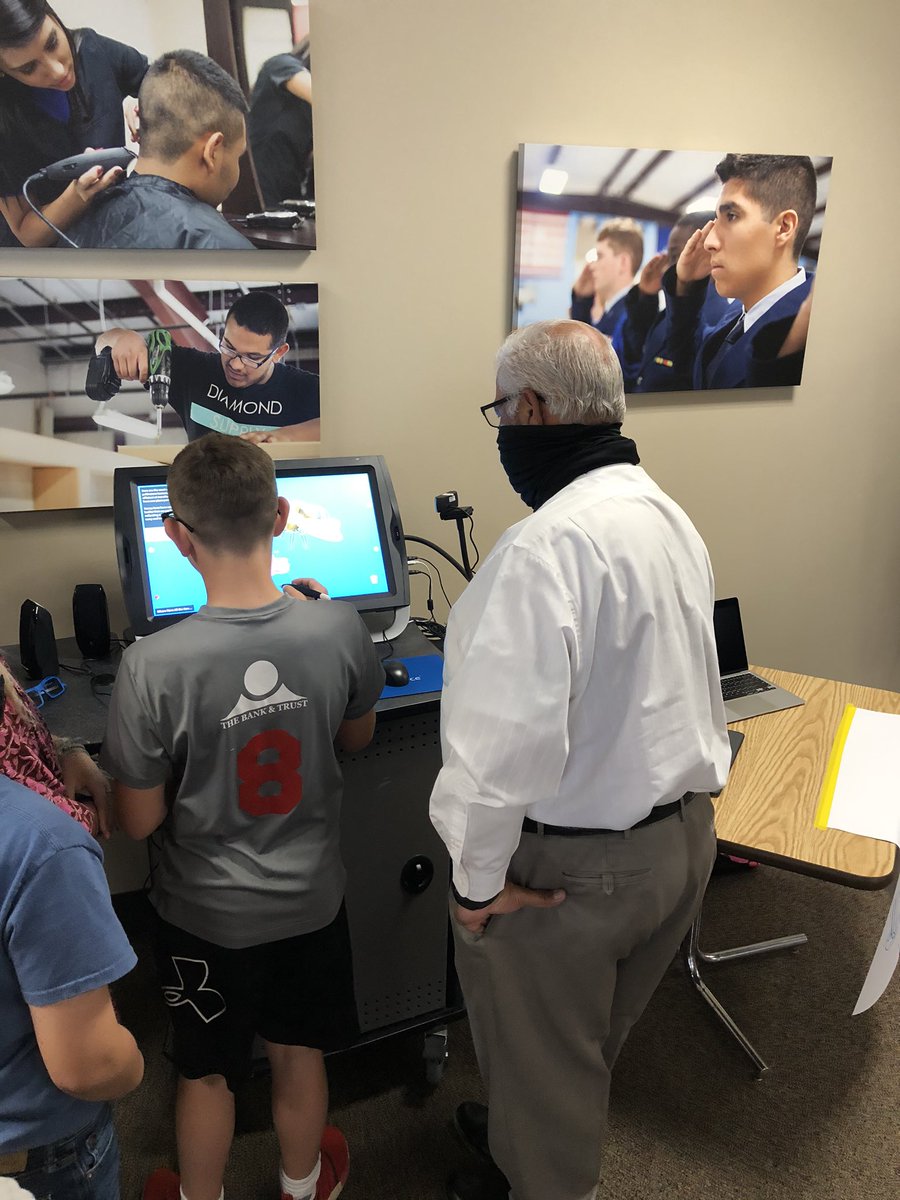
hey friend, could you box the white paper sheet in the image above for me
[821,707,900,1013]
[825,708,900,846]
[852,875,900,1015]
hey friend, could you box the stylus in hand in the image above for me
[283,579,329,600]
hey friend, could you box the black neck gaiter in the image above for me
[497,422,640,511]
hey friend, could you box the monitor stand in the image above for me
[362,606,410,650]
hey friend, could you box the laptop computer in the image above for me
[713,597,805,723]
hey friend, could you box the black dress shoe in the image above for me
[454,1101,492,1161]
[446,1164,510,1200]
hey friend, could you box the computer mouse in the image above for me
[382,659,410,688]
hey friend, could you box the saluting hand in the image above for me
[638,251,668,295]
[572,262,596,299]
[675,220,714,290]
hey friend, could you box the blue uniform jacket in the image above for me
[621,281,733,393]
[570,290,628,341]
[664,266,813,390]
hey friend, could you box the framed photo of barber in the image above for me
[0,277,320,510]
[0,0,315,254]
[513,143,833,395]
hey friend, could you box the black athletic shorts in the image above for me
[153,903,359,1091]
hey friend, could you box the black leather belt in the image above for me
[522,791,698,837]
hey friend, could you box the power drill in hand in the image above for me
[85,330,173,438]
[146,329,173,437]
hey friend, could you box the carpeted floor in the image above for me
[112,865,899,1199]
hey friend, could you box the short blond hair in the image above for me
[596,218,644,276]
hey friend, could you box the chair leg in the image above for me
[682,910,775,1078]
[697,930,808,965]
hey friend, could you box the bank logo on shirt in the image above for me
[221,659,308,730]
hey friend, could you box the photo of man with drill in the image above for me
[95,291,320,443]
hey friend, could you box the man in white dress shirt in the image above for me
[430,319,731,1200]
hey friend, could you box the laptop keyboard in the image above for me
[722,672,776,701]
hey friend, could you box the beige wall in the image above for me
[1,0,898,691]
[56,0,208,59]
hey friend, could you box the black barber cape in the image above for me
[63,174,255,250]
[168,346,320,440]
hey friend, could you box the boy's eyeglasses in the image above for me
[160,510,196,534]
[25,675,66,709]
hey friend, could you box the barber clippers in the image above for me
[146,329,173,438]
[35,147,136,183]
[23,148,136,247]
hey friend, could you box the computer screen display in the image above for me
[114,457,408,636]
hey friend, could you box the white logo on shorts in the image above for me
[162,956,227,1024]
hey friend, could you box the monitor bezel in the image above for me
[113,456,409,638]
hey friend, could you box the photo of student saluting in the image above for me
[663,154,819,389]
[0,0,147,247]
[619,211,732,393]
[96,292,320,442]
[64,49,255,250]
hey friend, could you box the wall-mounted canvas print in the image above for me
[514,145,832,393]
[0,276,319,510]
[0,0,314,252]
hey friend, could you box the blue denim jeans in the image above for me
[8,1105,120,1200]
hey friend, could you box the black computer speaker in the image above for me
[72,584,111,659]
[19,599,60,681]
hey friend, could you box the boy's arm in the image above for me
[12,837,142,1103]
[100,655,170,836]
[334,612,384,752]
[30,985,144,1101]
[335,710,376,752]
[113,781,167,840]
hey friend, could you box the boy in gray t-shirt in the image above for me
[101,434,384,1200]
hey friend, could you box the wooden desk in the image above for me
[688,667,899,1076]
[713,668,899,888]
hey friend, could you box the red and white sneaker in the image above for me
[142,1168,181,1200]
[280,1126,349,1200]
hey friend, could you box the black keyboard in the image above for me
[721,672,775,701]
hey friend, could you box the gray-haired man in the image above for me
[430,319,731,1200]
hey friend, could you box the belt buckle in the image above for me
[0,1150,29,1174]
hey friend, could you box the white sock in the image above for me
[280,1157,321,1200]
[180,1191,223,1200]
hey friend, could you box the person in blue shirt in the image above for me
[0,0,148,246]
[0,774,143,1200]
[663,154,818,389]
